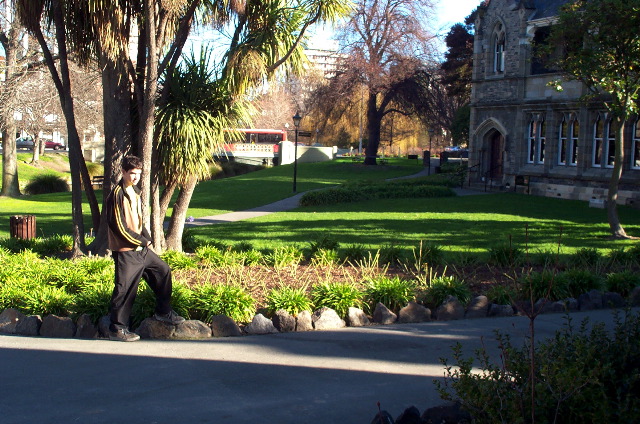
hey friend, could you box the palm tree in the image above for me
[155,49,252,251]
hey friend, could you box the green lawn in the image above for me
[1,156,638,256]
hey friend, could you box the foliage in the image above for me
[311,282,364,318]
[265,246,304,268]
[308,234,340,257]
[23,174,68,195]
[72,282,113,323]
[265,286,313,316]
[341,243,370,263]
[409,241,445,267]
[364,275,415,313]
[310,249,340,267]
[131,282,193,329]
[190,283,255,324]
[160,250,198,270]
[21,283,73,316]
[519,270,569,302]
[488,243,524,267]
[424,275,471,308]
[606,271,640,297]
[436,311,640,423]
[558,268,605,298]
[569,247,603,270]
[195,244,238,268]
[379,244,405,266]
[486,284,517,306]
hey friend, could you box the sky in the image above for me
[308,0,482,51]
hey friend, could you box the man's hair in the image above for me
[122,155,143,171]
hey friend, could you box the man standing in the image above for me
[105,155,185,342]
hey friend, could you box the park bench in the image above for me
[92,175,104,189]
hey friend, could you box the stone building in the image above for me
[468,0,640,206]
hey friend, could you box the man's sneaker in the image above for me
[153,310,185,325]
[109,328,140,342]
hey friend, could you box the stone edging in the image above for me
[1,287,639,340]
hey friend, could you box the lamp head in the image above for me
[293,112,302,128]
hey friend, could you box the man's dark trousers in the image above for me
[110,247,173,331]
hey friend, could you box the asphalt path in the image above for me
[0,308,635,424]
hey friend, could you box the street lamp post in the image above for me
[427,128,435,175]
[292,111,301,193]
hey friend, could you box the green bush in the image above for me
[365,275,415,313]
[161,250,197,270]
[519,270,570,301]
[486,284,517,305]
[606,271,640,297]
[0,237,38,253]
[569,247,602,269]
[195,244,237,267]
[606,247,635,270]
[24,174,69,194]
[130,282,193,328]
[424,275,472,307]
[85,162,104,178]
[410,241,445,266]
[265,286,313,316]
[488,243,524,267]
[308,234,340,257]
[340,243,370,263]
[236,249,263,266]
[265,246,303,268]
[311,282,364,318]
[34,234,73,255]
[436,311,640,423]
[379,244,405,265]
[21,283,74,316]
[72,282,113,323]
[558,268,604,298]
[310,249,340,266]
[190,283,255,323]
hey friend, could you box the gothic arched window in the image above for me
[493,23,506,73]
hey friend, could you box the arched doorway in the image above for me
[488,131,504,179]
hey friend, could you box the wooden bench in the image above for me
[92,175,104,189]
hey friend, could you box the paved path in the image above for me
[0,308,634,424]
[187,168,489,227]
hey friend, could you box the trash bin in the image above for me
[422,150,430,166]
[10,215,36,239]
[440,151,449,165]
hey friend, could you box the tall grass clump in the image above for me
[190,283,255,323]
[265,286,313,316]
[72,282,113,323]
[606,271,640,297]
[130,282,193,328]
[365,275,415,312]
[569,247,602,269]
[311,282,364,318]
[161,250,197,270]
[488,243,524,267]
[265,246,303,268]
[23,174,69,194]
[558,268,604,298]
[423,275,472,308]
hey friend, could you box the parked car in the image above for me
[15,136,35,150]
[45,140,66,150]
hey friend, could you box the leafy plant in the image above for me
[130,282,193,328]
[195,244,237,267]
[190,283,255,323]
[72,282,113,323]
[486,284,517,306]
[365,275,415,312]
[519,270,569,302]
[606,271,640,297]
[161,250,197,270]
[311,282,364,318]
[35,234,73,255]
[21,283,74,316]
[265,246,303,268]
[341,243,369,263]
[266,286,313,316]
[488,243,524,267]
[558,268,604,298]
[23,174,69,194]
[310,248,340,267]
[569,247,602,269]
[424,275,471,307]
[308,234,339,257]
[379,244,405,265]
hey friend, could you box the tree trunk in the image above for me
[606,118,627,238]
[1,40,20,197]
[164,177,197,251]
[364,92,381,165]
[30,134,41,165]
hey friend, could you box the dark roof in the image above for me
[529,0,569,20]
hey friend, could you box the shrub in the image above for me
[195,244,237,267]
[606,271,640,297]
[310,249,340,267]
[410,241,445,267]
[233,241,254,252]
[308,234,340,257]
[130,282,193,328]
[72,282,113,323]
[24,174,69,194]
[365,275,415,313]
[424,275,472,307]
[532,248,562,268]
[379,244,405,265]
[605,247,635,269]
[265,286,313,316]
[190,283,255,323]
[558,268,604,298]
[341,243,369,263]
[436,311,640,424]
[265,246,303,268]
[519,270,570,301]
[85,162,104,178]
[161,250,197,270]
[21,283,74,316]
[181,228,202,253]
[569,247,602,269]
[35,234,73,255]
[236,249,263,266]
[311,282,364,318]
[486,284,517,305]
[488,243,524,267]
[0,237,38,253]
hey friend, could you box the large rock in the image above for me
[395,405,421,424]
[488,304,514,317]
[245,314,279,335]
[370,410,394,424]
[136,318,174,339]
[312,307,346,330]
[210,315,242,337]
[295,310,313,331]
[0,308,26,334]
[421,401,472,424]
[98,315,111,338]
[578,289,604,311]
[173,320,212,339]
[398,301,431,323]
[372,303,397,325]
[630,286,640,307]
[436,296,465,321]
[75,314,98,339]
[40,315,76,338]
[346,307,370,327]
[15,315,42,336]
[465,296,490,319]
[272,309,296,332]
[603,292,625,308]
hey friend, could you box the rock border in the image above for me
[0,287,639,340]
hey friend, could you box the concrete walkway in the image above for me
[0,308,634,424]
[187,167,488,227]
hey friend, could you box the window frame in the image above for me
[592,114,614,169]
[558,114,579,166]
[527,113,545,165]
[493,24,506,74]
